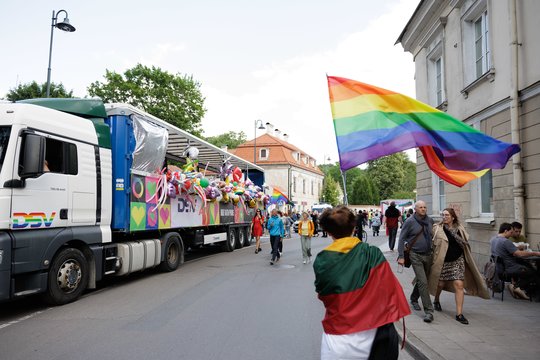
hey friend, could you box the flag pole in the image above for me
[340,170,348,205]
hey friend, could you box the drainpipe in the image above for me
[509,0,525,227]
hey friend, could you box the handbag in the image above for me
[403,227,424,268]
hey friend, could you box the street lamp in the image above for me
[253,119,266,164]
[46,9,76,98]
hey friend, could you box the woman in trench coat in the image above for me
[428,208,490,325]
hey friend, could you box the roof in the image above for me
[105,103,264,174]
[230,133,324,176]
[395,0,425,45]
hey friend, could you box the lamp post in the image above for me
[253,119,266,164]
[46,9,76,98]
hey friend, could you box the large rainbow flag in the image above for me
[327,76,520,187]
[314,237,410,335]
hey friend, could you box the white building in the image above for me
[231,125,325,213]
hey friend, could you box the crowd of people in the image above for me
[249,202,539,359]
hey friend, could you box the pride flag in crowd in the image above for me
[314,237,410,335]
[327,76,520,186]
[269,187,292,206]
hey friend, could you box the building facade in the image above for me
[231,126,325,213]
[398,0,540,264]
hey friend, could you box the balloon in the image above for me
[200,178,209,188]
[232,166,242,182]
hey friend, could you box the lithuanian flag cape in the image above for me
[314,237,410,335]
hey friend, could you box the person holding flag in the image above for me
[313,206,410,359]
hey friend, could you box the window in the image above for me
[438,177,446,212]
[427,39,444,106]
[0,126,10,173]
[461,1,492,86]
[293,177,297,192]
[303,179,306,194]
[479,170,493,214]
[311,180,314,195]
[292,152,300,161]
[44,137,78,175]
[474,11,490,78]
[259,148,268,160]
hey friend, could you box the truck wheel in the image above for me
[160,234,184,272]
[44,248,89,305]
[242,227,252,247]
[223,228,236,252]
[235,228,244,249]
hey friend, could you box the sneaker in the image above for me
[423,313,434,323]
[410,300,421,311]
[270,260,274,265]
[513,287,530,300]
[303,260,307,264]
[433,301,442,312]
[507,284,518,299]
[455,314,469,325]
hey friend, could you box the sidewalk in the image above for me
[378,242,540,360]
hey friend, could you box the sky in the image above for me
[0,0,419,166]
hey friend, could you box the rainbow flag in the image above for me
[269,187,292,206]
[314,237,410,335]
[327,76,520,186]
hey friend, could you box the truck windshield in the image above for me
[0,126,10,173]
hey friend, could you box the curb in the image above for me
[395,321,444,360]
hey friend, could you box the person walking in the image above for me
[371,212,381,236]
[312,211,320,236]
[283,212,293,239]
[267,209,284,265]
[429,208,490,325]
[384,201,402,251]
[314,206,410,359]
[298,212,314,264]
[397,200,435,323]
[251,209,264,254]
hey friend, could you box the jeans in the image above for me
[300,235,312,261]
[388,227,398,250]
[270,235,281,261]
[409,251,433,314]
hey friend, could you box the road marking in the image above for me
[0,309,48,330]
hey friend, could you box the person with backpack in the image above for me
[371,212,381,236]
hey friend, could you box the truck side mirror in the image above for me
[19,133,45,179]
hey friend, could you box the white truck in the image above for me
[0,98,265,304]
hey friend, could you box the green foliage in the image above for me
[321,176,340,206]
[88,64,206,135]
[350,174,379,205]
[390,190,416,199]
[205,131,247,149]
[320,152,416,204]
[367,152,413,200]
[402,158,417,192]
[5,81,73,101]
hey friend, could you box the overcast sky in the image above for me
[0,0,419,165]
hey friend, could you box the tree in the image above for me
[319,163,363,197]
[367,152,410,200]
[321,176,341,206]
[88,64,206,135]
[350,174,379,205]
[5,81,73,101]
[205,131,247,149]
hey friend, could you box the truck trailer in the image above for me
[0,98,265,305]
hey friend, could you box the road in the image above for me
[0,231,415,360]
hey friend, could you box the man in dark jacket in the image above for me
[384,201,402,251]
[397,201,435,323]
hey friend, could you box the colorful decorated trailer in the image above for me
[0,99,265,305]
